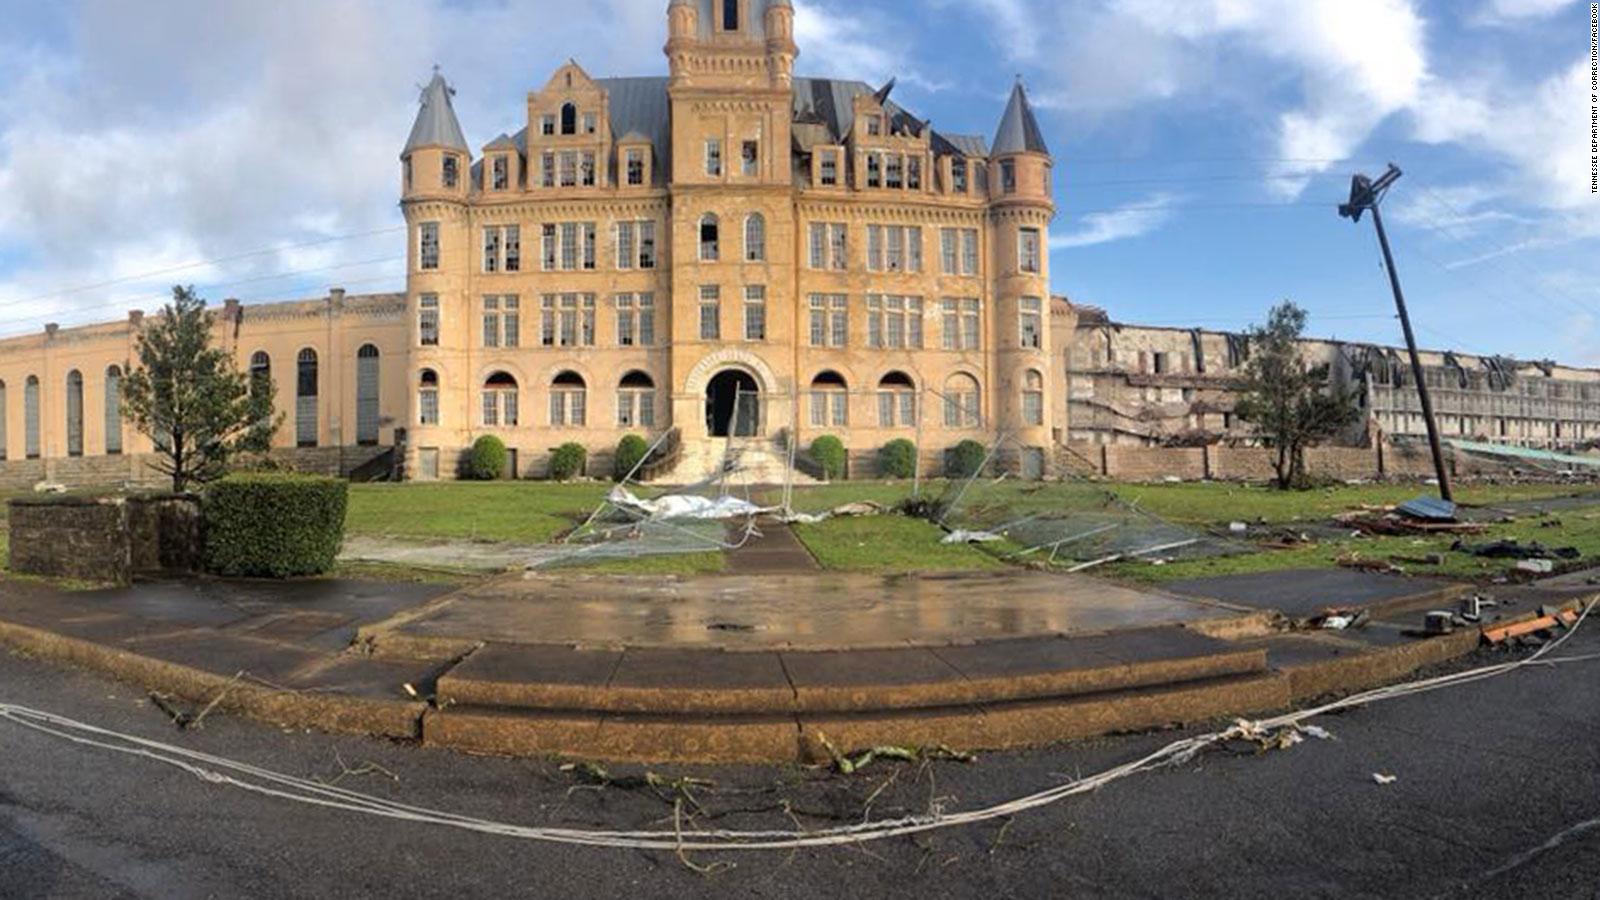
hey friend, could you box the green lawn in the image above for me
[793,515,1003,574]
[346,482,610,544]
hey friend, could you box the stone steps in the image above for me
[657,436,822,487]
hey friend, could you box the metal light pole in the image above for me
[1339,164,1454,502]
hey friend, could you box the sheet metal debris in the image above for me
[1396,496,1457,521]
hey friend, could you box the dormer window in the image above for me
[867,115,882,137]
[560,102,577,135]
[819,151,837,186]
[626,149,645,186]
[442,155,459,189]
[723,0,739,30]
[491,156,508,191]
[952,160,968,193]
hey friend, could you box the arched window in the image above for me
[296,349,319,448]
[1022,369,1044,426]
[877,371,917,428]
[551,371,587,427]
[0,380,8,460]
[418,369,440,426]
[249,351,271,395]
[65,370,84,457]
[560,102,577,135]
[105,366,123,455]
[699,213,720,261]
[744,213,766,262]
[617,371,657,428]
[23,376,39,459]
[810,371,848,427]
[482,371,519,427]
[356,344,381,445]
[943,373,981,428]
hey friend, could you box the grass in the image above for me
[793,515,1003,574]
[346,482,609,544]
[1106,481,1593,525]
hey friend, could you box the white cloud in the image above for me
[1050,193,1179,249]
[1472,0,1580,25]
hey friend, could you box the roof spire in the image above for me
[404,69,468,155]
[992,79,1048,156]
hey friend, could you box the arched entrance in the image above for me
[706,368,759,437]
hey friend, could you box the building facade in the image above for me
[0,1,1594,489]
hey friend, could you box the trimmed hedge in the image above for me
[614,434,649,481]
[809,435,847,480]
[877,438,918,480]
[465,435,508,481]
[203,473,347,578]
[549,442,587,481]
[947,439,988,478]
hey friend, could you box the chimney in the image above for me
[329,287,347,307]
[44,323,59,339]
[223,298,241,320]
[128,310,145,326]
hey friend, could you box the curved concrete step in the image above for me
[434,627,1268,716]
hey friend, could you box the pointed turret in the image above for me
[992,79,1048,156]
[405,71,469,154]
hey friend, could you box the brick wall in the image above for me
[1305,446,1381,480]
[1207,447,1279,481]
[1103,446,1206,481]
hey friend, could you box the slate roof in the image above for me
[404,72,469,154]
[991,80,1048,155]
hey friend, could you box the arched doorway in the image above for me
[705,369,759,437]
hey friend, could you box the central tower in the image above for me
[664,0,800,440]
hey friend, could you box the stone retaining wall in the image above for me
[7,494,201,584]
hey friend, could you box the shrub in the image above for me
[465,435,508,481]
[809,435,847,481]
[946,439,988,478]
[877,438,918,480]
[203,473,347,578]
[614,434,649,481]
[549,442,588,481]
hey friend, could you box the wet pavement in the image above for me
[365,570,1249,651]
[1163,568,1463,619]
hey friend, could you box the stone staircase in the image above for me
[656,435,823,488]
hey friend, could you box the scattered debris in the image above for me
[781,501,886,525]
[32,482,67,494]
[1335,552,1403,575]
[1372,773,1398,785]
[813,732,976,775]
[1515,559,1555,575]
[609,486,768,522]
[1228,522,1249,534]
[1396,496,1457,522]
[941,529,1004,545]
[1453,538,1580,561]
[1316,608,1370,631]
[1423,611,1456,635]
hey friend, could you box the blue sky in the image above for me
[0,0,1595,362]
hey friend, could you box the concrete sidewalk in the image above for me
[0,568,1584,764]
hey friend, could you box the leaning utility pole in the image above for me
[1338,163,1454,502]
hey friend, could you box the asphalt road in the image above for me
[2,629,1599,899]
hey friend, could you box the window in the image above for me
[561,222,578,270]
[65,370,83,457]
[581,151,596,187]
[1022,370,1044,426]
[952,160,968,193]
[907,156,922,190]
[829,224,848,270]
[706,139,722,177]
[583,112,597,135]
[356,345,381,445]
[744,214,766,262]
[886,225,904,271]
[482,296,521,347]
[808,223,847,269]
[1019,227,1042,274]
[418,295,439,346]
[942,298,981,350]
[639,220,657,269]
[820,151,838,186]
[868,225,920,273]
[481,372,519,428]
[559,151,577,186]
[616,293,657,346]
[1019,297,1042,349]
[962,229,979,275]
[868,225,884,271]
[867,115,882,137]
[541,152,555,188]
[104,366,122,455]
[867,295,924,349]
[940,228,979,275]
[617,371,656,429]
[543,222,597,271]
[866,154,881,188]
[886,155,903,189]
[810,371,849,428]
[744,286,766,341]
[560,102,577,135]
[483,227,501,273]
[616,221,635,270]
[24,376,39,459]
[908,226,923,272]
[491,156,508,191]
[296,349,319,448]
[699,286,721,340]
[723,0,739,30]
[943,373,981,428]
[442,155,458,189]
[700,213,720,261]
[878,372,917,428]
[541,114,556,136]
[504,225,520,271]
[540,294,595,347]
[742,140,759,177]
[418,222,439,270]
[550,371,586,427]
[1001,159,1017,194]
[417,370,440,426]
[808,294,848,347]
[626,149,645,186]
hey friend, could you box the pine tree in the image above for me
[120,286,279,492]
[1234,301,1361,490]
